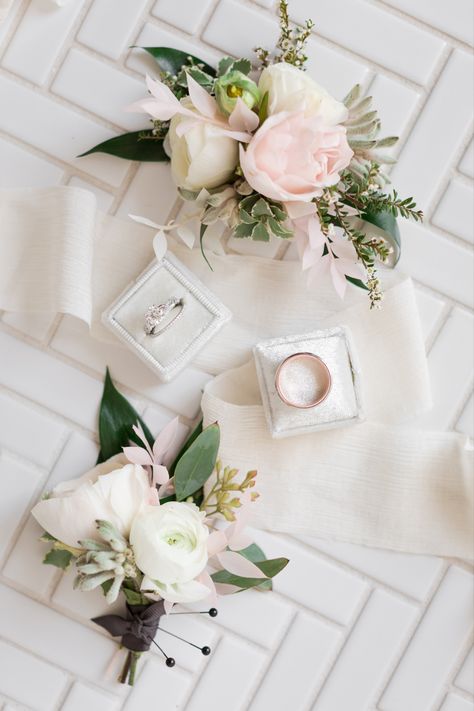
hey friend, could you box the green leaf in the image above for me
[176,65,215,89]
[239,208,255,225]
[238,544,272,591]
[217,56,234,76]
[211,556,289,591]
[251,223,270,242]
[79,131,169,162]
[234,222,255,238]
[270,203,287,222]
[258,91,269,124]
[346,275,368,291]
[362,209,401,266]
[168,420,203,477]
[101,579,113,596]
[98,368,153,463]
[230,58,252,75]
[122,586,150,606]
[200,223,213,271]
[267,216,292,238]
[138,47,216,77]
[43,548,74,571]
[174,423,220,501]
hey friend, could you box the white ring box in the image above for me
[253,326,364,439]
[102,254,231,382]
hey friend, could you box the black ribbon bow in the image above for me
[92,600,165,652]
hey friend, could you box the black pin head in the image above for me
[201,646,211,656]
[165,657,176,668]
[208,608,218,617]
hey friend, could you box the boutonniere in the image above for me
[32,369,288,685]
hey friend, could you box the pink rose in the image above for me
[239,111,353,203]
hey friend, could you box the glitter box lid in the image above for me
[102,254,231,382]
[253,327,364,439]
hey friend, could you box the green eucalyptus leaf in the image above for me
[98,368,153,463]
[174,423,220,501]
[211,557,289,590]
[200,223,214,271]
[168,420,203,477]
[251,223,270,242]
[254,557,289,578]
[43,548,74,571]
[138,46,216,77]
[362,209,401,266]
[238,543,272,591]
[259,91,269,124]
[79,131,168,162]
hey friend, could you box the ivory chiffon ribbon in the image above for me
[0,187,472,558]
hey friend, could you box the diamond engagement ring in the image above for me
[144,297,184,337]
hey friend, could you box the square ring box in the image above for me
[253,326,364,439]
[102,254,231,382]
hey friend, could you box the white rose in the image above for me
[31,454,150,548]
[168,107,239,191]
[258,62,348,125]
[130,502,209,603]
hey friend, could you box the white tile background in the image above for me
[0,0,473,709]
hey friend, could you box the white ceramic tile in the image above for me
[126,23,219,76]
[368,74,420,138]
[0,390,66,468]
[185,636,265,711]
[1,0,85,84]
[421,308,474,430]
[456,647,474,695]
[313,590,418,711]
[0,639,67,711]
[251,612,342,711]
[391,50,474,208]
[289,0,445,84]
[252,530,368,624]
[456,394,474,438]
[0,137,63,188]
[383,0,474,46]
[433,179,474,244]
[398,221,474,308]
[439,694,474,711]
[1,311,56,341]
[67,176,115,213]
[0,453,43,559]
[152,0,214,35]
[123,656,191,711]
[203,0,279,58]
[52,49,148,132]
[0,331,103,431]
[380,566,474,711]
[46,429,99,489]
[77,0,149,60]
[62,682,120,711]
[304,36,369,99]
[306,537,444,601]
[0,583,118,682]
[3,516,60,596]
[153,613,219,672]
[459,140,474,179]
[0,74,130,187]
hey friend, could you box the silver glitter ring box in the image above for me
[253,326,364,439]
[102,254,231,382]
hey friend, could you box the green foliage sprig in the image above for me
[256,0,314,68]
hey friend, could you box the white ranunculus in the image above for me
[258,62,348,125]
[130,503,209,600]
[168,108,239,191]
[31,454,150,548]
[141,576,210,604]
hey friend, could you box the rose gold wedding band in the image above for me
[275,352,332,409]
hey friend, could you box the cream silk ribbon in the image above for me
[0,187,472,558]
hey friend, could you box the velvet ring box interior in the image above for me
[253,326,364,439]
[102,254,231,382]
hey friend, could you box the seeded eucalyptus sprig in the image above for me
[201,461,259,521]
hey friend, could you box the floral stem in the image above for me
[119,651,132,684]
[128,652,141,686]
